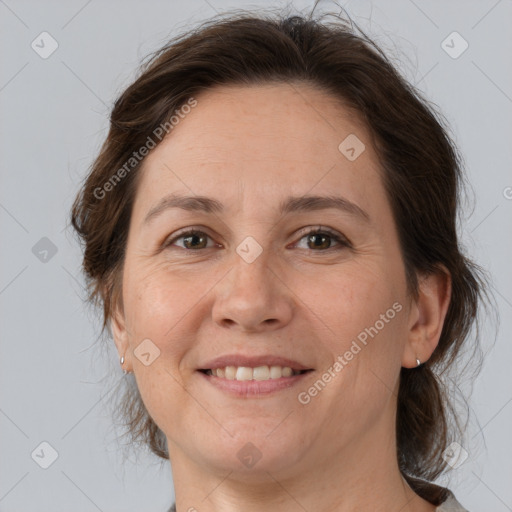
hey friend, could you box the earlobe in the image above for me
[110,301,130,365]
[402,265,452,368]
[104,276,133,373]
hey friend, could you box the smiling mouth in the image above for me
[198,365,313,381]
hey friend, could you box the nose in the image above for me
[211,247,294,333]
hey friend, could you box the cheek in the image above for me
[303,267,405,417]
[296,263,402,342]
[124,259,185,329]
[295,261,407,397]
[122,260,221,363]
[121,265,204,428]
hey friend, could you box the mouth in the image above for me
[198,365,312,380]
[196,365,314,397]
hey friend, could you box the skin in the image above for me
[111,83,451,512]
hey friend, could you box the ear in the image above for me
[402,265,452,368]
[108,284,132,372]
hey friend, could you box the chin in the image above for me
[192,428,307,478]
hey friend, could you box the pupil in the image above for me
[309,234,329,249]
[185,234,205,249]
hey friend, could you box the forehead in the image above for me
[133,83,383,218]
[157,83,369,163]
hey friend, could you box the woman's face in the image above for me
[113,83,416,479]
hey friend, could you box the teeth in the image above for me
[235,367,253,381]
[253,365,270,380]
[270,365,282,379]
[225,366,236,380]
[209,365,301,380]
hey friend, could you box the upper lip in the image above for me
[198,355,313,371]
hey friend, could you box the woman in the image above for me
[71,8,485,512]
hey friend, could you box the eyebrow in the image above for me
[143,192,371,225]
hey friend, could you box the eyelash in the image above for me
[164,225,351,252]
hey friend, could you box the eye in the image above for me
[164,226,351,252]
[165,229,217,250]
[294,226,351,251]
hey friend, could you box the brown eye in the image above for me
[165,226,350,252]
[295,227,350,251]
[166,230,213,250]
[306,232,333,250]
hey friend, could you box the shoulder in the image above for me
[436,490,469,512]
[405,475,469,512]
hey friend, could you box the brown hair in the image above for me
[70,6,489,502]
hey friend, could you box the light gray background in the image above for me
[1,0,511,511]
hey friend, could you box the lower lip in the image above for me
[197,370,313,397]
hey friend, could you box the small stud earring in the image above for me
[416,357,421,367]
[120,355,127,374]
